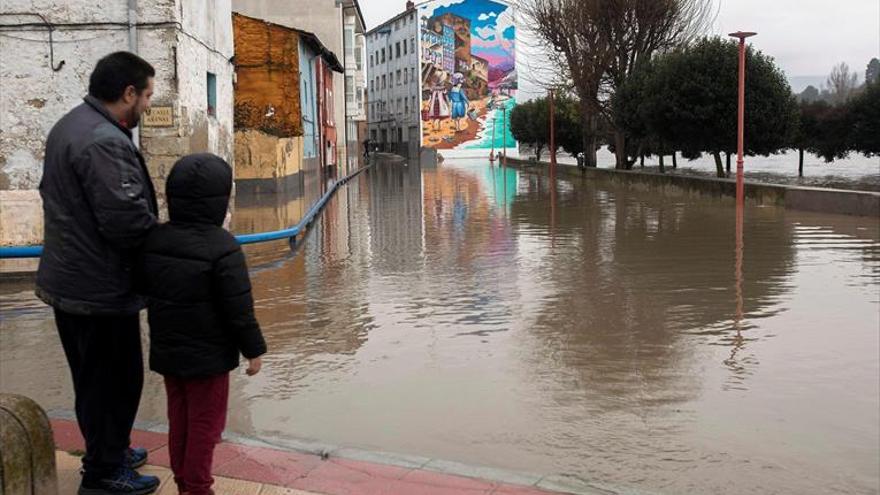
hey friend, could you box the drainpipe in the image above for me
[341,6,350,174]
[128,0,139,147]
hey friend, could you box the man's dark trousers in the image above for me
[55,308,143,482]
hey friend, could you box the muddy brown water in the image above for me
[2,158,878,494]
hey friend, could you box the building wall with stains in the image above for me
[232,13,304,195]
[0,0,234,247]
[231,0,349,172]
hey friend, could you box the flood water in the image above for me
[2,157,879,494]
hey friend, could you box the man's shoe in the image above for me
[126,447,148,469]
[79,448,148,475]
[78,467,160,495]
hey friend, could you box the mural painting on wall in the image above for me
[420,0,517,151]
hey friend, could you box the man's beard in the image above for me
[127,106,141,129]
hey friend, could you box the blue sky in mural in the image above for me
[425,0,515,70]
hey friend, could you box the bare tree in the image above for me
[517,0,611,168]
[517,0,713,168]
[826,62,859,105]
[598,0,714,168]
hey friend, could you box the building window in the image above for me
[396,70,401,85]
[206,72,217,116]
[403,40,408,56]
[404,70,408,84]
[410,37,415,54]
[396,41,401,58]
[381,48,385,63]
[382,75,386,89]
[375,76,379,89]
[370,54,374,67]
[346,76,354,105]
[405,98,409,113]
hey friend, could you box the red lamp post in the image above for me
[729,31,755,338]
[728,31,756,208]
[549,88,557,180]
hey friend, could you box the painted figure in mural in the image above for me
[449,72,470,132]
[425,70,450,131]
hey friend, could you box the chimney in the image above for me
[406,1,415,10]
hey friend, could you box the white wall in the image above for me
[0,0,234,244]
[366,8,420,149]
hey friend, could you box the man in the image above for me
[36,52,160,495]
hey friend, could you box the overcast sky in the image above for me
[360,0,880,95]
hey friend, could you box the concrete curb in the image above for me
[46,409,649,495]
[505,158,880,218]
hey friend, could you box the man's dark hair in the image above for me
[88,51,155,102]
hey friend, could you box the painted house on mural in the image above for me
[232,13,342,199]
[419,0,517,154]
[0,0,234,249]
[231,0,366,175]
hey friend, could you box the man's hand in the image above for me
[246,357,262,376]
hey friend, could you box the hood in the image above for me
[166,153,232,226]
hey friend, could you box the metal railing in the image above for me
[0,165,371,260]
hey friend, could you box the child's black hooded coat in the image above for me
[138,154,266,378]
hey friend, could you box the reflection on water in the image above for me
[1,158,878,495]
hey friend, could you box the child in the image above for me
[137,153,266,495]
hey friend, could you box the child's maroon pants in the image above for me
[164,373,229,495]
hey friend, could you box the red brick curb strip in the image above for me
[51,419,570,495]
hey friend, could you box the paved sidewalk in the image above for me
[52,419,574,495]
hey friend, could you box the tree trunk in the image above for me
[536,145,543,162]
[798,148,804,177]
[713,151,725,178]
[580,99,598,168]
[640,155,645,168]
[658,154,665,173]
[672,152,677,169]
[725,152,732,177]
[614,131,627,169]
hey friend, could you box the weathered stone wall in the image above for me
[0,0,234,243]
[234,129,303,193]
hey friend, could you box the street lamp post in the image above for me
[502,104,508,166]
[728,31,756,209]
[728,31,755,341]
[490,116,496,163]
[549,88,556,179]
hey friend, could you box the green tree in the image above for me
[809,105,851,163]
[798,85,820,103]
[849,81,880,157]
[555,94,586,157]
[635,37,798,177]
[792,101,830,176]
[864,58,879,85]
[510,99,550,160]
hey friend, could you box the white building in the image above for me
[366,1,421,158]
[0,0,234,248]
[343,4,367,168]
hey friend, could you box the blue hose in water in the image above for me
[0,165,370,259]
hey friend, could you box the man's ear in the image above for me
[123,85,137,104]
